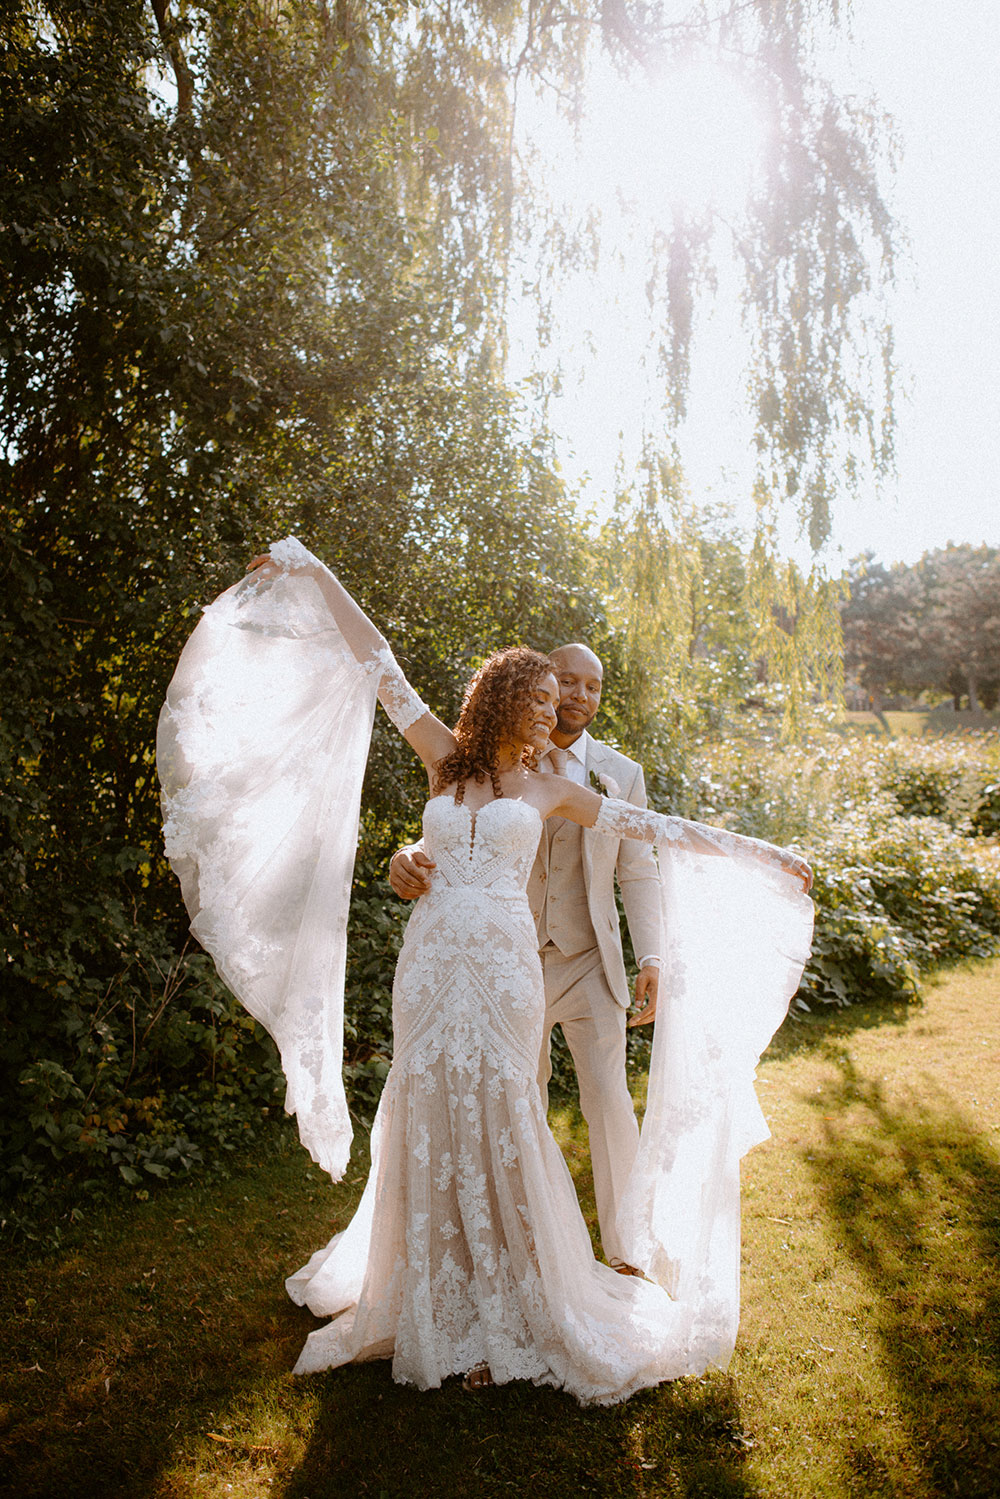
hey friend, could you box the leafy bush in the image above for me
[972,782,1000,837]
[877,738,1000,830]
[664,721,1000,1011]
[2,921,287,1216]
[799,814,1000,1009]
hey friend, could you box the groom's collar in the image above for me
[564,728,592,770]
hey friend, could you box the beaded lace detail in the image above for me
[372,643,429,733]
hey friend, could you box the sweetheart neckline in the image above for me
[425,795,543,860]
[426,794,543,822]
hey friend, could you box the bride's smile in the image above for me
[511,675,559,754]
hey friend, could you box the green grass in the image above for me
[844,707,1000,738]
[3,958,1000,1498]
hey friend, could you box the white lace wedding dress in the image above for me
[158,540,814,1404]
[285,794,705,1399]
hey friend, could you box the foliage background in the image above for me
[841,545,1000,713]
[1,0,996,1217]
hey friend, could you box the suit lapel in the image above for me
[584,735,610,782]
[581,735,611,879]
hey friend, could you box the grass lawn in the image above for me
[843,708,1000,738]
[3,957,1000,1498]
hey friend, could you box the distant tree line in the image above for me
[841,544,1000,713]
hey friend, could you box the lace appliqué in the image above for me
[268,535,315,570]
[372,643,429,733]
[592,796,669,844]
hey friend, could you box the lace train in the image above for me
[159,548,814,1402]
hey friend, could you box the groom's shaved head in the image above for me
[548,645,603,744]
[548,643,603,679]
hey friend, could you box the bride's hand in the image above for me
[245,553,276,576]
[781,851,813,893]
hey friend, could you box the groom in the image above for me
[388,643,661,1270]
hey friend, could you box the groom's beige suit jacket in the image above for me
[528,735,661,1005]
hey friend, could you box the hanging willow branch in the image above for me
[375,0,898,551]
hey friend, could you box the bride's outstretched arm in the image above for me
[246,538,456,772]
[541,775,812,893]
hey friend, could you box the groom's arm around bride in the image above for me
[389,642,662,1268]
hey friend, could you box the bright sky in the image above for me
[510,0,1000,568]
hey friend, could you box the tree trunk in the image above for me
[149,0,194,115]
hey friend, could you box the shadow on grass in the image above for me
[278,1362,764,1499]
[768,957,1000,1075]
[1,1121,768,1499]
[765,993,917,1066]
[0,1129,365,1499]
[806,1051,1000,1497]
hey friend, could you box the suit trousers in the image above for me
[538,944,640,1263]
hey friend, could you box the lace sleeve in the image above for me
[262,538,429,735]
[372,644,429,734]
[591,796,811,889]
[592,796,665,844]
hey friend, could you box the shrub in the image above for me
[799,814,1000,1009]
[876,738,1000,831]
[2,926,287,1216]
[663,720,1000,1011]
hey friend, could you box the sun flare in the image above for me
[581,60,765,220]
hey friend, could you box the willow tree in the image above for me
[337,0,897,733]
[353,1,898,514]
[145,2,895,690]
[1,0,899,1191]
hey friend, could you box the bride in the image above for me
[158,537,813,1405]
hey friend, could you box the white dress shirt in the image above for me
[556,730,589,785]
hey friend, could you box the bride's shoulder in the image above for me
[520,768,562,814]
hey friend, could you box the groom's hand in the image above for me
[389,847,436,899]
[627,965,660,1028]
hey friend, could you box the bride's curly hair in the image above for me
[433,646,555,801]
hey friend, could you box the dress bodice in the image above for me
[421,795,543,897]
[391,794,546,1089]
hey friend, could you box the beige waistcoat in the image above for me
[526,737,662,1009]
[535,817,598,956]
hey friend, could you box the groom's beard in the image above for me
[555,705,596,738]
